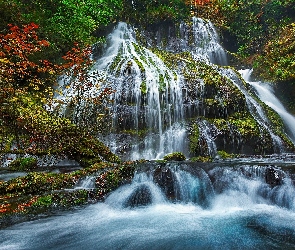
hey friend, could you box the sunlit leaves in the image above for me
[254,22,295,82]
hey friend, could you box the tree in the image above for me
[9,0,123,59]
[0,23,60,151]
[0,23,118,164]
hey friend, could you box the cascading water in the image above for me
[3,13,295,250]
[195,119,219,157]
[176,17,228,65]
[74,176,96,190]
[240,69,295,144]
[62,22,187,160]
[2,162,295,249]
[219,67,284,153]
[190,17,228,65]
[55,18,232,160]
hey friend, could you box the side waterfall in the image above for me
[240,69,295,143]
[219,67,284,153]
[190,17,228,65]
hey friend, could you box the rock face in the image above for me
[153,167,176,200]
[265,167,282,186]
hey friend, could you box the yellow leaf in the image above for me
[0,58,9,63]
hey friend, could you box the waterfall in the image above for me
[94,22,186,160]
[240,69,295,143]
[54,19,230,159]
[53,17,291,158]
[220,67,284,153]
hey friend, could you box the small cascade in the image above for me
[220,68,284,153]
[75,176,96,190]
[172,167,214,207]
[208,165,295,210]
[107,163,295,211]
[195,119,219,157]
[241,69,295,144]
[106,164,215,208]
[105,172,166,208]
[190,17,228,65]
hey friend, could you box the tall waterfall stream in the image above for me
[2,18,295,249]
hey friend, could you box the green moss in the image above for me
[140,80,147,94]
[189,123,200,154]
[190,156,213,162]
[155,159,167,164]
[8,157,37,171]
[158,73,166,92]
[217,150,235,159]
[95,162,136,192]
[133,56,145,74]
[228,116,260,137]
[163,152,186,161]
[121,129,148,138]
[32,195,53,207]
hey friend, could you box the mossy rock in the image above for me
[8,157,37,171]
[190,156,213,162]
[217,150,235,159]
[163,152,186,161]
[79,157,102,168]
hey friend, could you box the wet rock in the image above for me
[265,167,282,186]
[124,184,152,207]
[153,167,176,200]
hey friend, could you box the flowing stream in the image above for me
[1,161,295,249]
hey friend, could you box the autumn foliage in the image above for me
[0,23,58,92]
[0,23,118,164]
